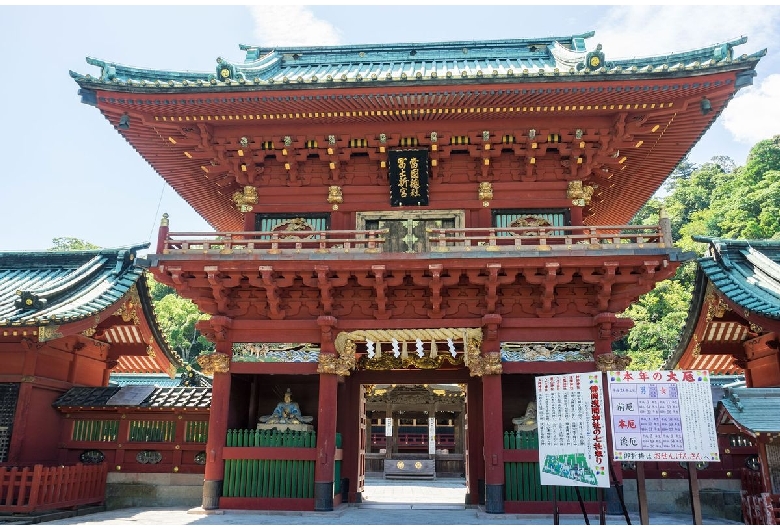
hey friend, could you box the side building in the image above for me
[0,245,209,512]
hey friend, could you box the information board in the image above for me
[607,370,720,462]
[536,372,610,488]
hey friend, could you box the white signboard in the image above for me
[607,370,720,462]
[385,417,393,437]
[536,372,610,488]
[428,416,436,454]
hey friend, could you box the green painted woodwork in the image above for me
[72,419,119,442]
[184,421,208,443]
[223,429,333,499]
[503,430,597,502]
[128,420,176,442]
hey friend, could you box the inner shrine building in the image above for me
[71,31,764,513]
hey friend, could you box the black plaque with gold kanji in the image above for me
[388,149,429,207]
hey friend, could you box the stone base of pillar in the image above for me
[314,481,334,511]
[485,484,504,514]
[202,479,222,510]
[477,478,485,505]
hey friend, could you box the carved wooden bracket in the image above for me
[367,265,403,320]
[205,266,240,314]
[253,266,288,319]
[410,264,459,318]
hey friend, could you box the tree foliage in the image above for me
[49,237,100,251]
[145,273,213,368]
[619,136,780,369]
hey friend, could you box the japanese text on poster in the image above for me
[607,370,719,462]
[535,372,610,488]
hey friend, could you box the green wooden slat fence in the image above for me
[503,430,597,502]
[223,429,323,498]
[128,420,176,442]
[72,420,119,442]
[185,421,208,443]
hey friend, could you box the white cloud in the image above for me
[594,6,780,60]
[720,74,780,144]
[248,5,342,47]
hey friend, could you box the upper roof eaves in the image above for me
[0,244,149,327]
[70,32,765,94]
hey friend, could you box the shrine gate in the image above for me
[71,32,764,513]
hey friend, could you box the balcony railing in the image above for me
[428,225,668,251]
[158,224,671,256]
[161,229,388,255]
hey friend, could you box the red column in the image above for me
[202,370,231,510]
[314,372,338,510]
[466,378,484,506]
[480,314,504,514]
[155,213,169,255]
[482,373,504,513]
[314,315,339,511]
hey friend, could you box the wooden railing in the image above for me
[0,463,107,513]
[427,224,669,251]
[162,229,388,255]
[159,224,671,256]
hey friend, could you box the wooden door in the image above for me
[366,217,456,253]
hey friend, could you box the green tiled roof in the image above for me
[693,237,780,319]
[0,244,148,327]
[70,33,765,94]
[53,385,211,409]
[110,371,212,388]
[718,387,780,435]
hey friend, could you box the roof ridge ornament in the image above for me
[578,43,605,72]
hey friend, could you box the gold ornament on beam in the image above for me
[196,353,230,375]
[327,185,343,210]
[567,180,594,207]
[232,185,259,213]
[478,181,493,207]
[465,351,502,377]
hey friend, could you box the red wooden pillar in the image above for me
[466,378,484,506]
[315,372,338,510]
[314,316,339,511]
[203,367,231,510]
[155,213,169,255]
[482,373,504,513]
[8,344,38,464]
[481,314,504,514]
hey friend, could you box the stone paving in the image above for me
[38,478,742,526]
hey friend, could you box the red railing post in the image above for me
[28,464,43,513]
[156,213,170,254]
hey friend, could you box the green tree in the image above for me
[620,136,780,369]
[49,237,100,250]
[146,273,212,367]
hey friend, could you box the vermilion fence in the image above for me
[0,463,107,513]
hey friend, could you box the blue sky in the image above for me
[2,4,779,252]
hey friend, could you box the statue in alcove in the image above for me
[512,401,537,432]
[258,388,313,431]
